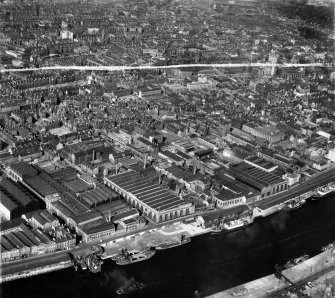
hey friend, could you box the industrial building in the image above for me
[7,162,39,183]
[226,162,288,199]
[242,122,285,143]
[211,187,247,209]
[80,221,115,242]
[104,170,195,223]
[256,147,293,169]
[22,209,60,231]
[0,178,40,220]
[68,210,116,242]
[78,184,120,209]
[117,217,141,232]
[244,155,278,173]
[59,140,109,165]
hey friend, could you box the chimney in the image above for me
[176,184,181,196]
[143,153,147,169]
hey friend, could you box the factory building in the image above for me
[242,122,285,143]
[22,209,60,231]
[0,178,40,220]
[77,184,120,209]
[104,170,195,223]
[59,140,106,165]
[117,218,141,232]
[80,221,116,242]
[7,162,38,183]
[226,162,288,199]
[244,155,278,173]
[211,188,247,209]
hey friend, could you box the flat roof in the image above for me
[108,171,187,212]
[49,126,72,136]
[122,217,138,224]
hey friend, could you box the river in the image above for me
[2,193,335,298]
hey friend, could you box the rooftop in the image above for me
[107,170,189,212]
[228,162,285,190]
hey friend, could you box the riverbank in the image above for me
[206,248,335,298]
[1,176,334,284]
[101,221,211,260]
[253,181,335,218]
[3,193,335,298]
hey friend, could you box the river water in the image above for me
[2,193,335,298]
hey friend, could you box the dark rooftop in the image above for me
[108,171,188,212]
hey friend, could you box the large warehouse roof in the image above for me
[0,178,39,209]
[228,162,284,190]
[108,171,186,212]
[0,192,19,212]
[10,162,38,178]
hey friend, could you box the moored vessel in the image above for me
[313,183,335,200]
[211,216,253,234]
[86,254,104,273]
[285,198,306,211]
[111,249,139,262]
[75,257,87,271]
[321,243,334,252]
[116,248,155,266]
[293,254,309,265]
[283,260,295,269]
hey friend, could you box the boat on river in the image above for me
[116,279,144,295]
[116,248,155,266]
[211,216,253,234]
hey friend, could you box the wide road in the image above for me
[254,167,335,209]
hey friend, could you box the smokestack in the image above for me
[144,153,147,169]
[176,184,181,196]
